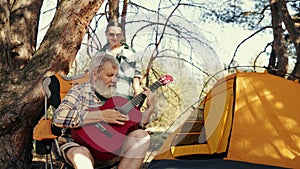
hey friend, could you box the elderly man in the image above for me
[53,52,154,169]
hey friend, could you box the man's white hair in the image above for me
[89,52,119,79]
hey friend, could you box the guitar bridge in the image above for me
[95,123,112,138]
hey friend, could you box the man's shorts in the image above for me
[60,141,121,168]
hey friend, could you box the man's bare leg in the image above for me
[118,129,150,169]
[66,146,94,169]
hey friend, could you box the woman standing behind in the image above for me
[97,21,142,100]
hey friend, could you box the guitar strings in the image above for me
[118,81,162,114]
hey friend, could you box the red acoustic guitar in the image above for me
[71,75,173,161]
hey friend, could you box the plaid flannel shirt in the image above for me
[53,81,104,129]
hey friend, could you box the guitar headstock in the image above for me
[159,75,174,86]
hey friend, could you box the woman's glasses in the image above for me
[108,33,122,38]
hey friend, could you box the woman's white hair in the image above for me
[89,52,119,79]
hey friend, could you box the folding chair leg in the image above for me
[54,139,62,157]
[45,155,48,169]
[45,154,54,169]
[49,153,54,169]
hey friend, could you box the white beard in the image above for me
[93,80,116,98]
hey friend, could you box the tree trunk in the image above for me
[0,0,12,69]
[277,0,300,80]
[0,0,43,70]
[267,47,277,74]
[0,0,104,168]
[0,101,43,169]
[269,0,288,77]
[108,0,120,22]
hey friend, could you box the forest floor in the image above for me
[32,128,168,169]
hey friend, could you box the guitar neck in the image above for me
[118,80,162,114]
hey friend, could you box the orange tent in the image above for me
[149,71,300,169]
